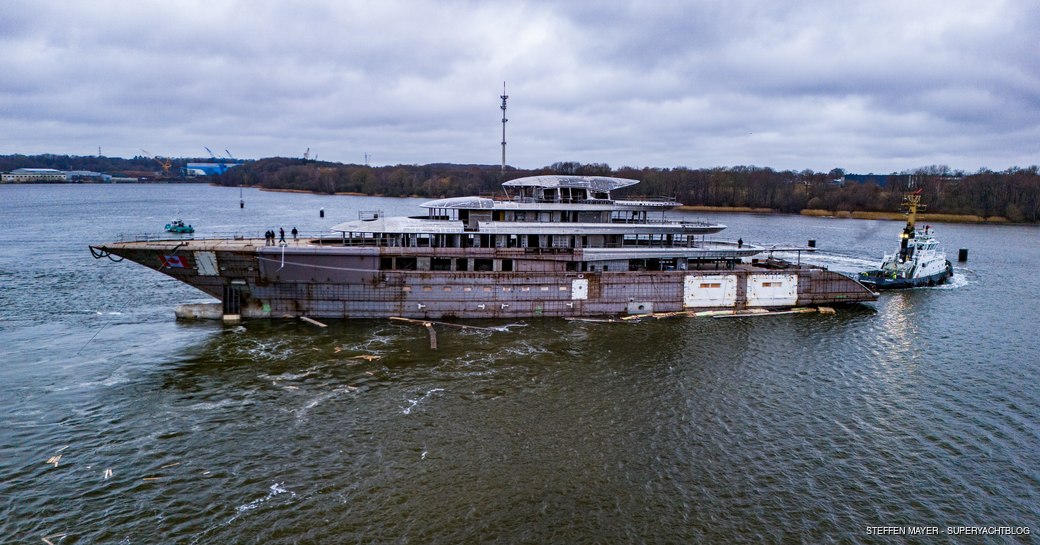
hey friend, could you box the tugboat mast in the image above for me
[899,176,924,262]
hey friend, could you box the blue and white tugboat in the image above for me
[859,188,953,289]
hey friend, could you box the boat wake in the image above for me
[923,267,971,290]
[770,251,877,274]
[774,250,971,289]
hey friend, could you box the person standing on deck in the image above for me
[291,227,298,243]
[279,228,285,243]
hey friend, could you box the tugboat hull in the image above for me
[859,261,953,290]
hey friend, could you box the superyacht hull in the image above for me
[91,237,878,320]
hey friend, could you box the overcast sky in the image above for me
[2,0,1037,173]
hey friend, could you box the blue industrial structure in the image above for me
[185,162,240,176]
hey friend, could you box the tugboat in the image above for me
[859,188,953,289]
[164,219,194,234]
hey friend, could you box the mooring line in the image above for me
[77,245,182,356]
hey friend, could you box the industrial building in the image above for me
[2,168,69,183]
[185,162,241,176]
[1,168,114,183]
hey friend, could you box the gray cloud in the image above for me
[1,0,1036,172]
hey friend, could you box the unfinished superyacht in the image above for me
[90,175,877,320]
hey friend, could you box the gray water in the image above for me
[1,184,1037,543]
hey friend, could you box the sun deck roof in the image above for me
[420,196,496,209]
[501,175,639,192]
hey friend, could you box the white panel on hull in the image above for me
[195,251,219,276]
[747,274,798,307]
[683,274,737,307]
[571,278,589,300]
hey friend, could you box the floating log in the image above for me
[712,307,817,319]
[389,316,497,350]
[42,533,67,545]
[564,317,624,323]
[347,355,381,361]
[425,323,438,349]
[300,316,328,328]
[389,317,495,331]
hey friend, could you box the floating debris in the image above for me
[347,354,381,361]
[390,316,494,331]
[160,462,181,469]
[103,468,113,480]
[41,533,66,545]
[300,316,328,328]
[616,306,832,321]
[45,455,62,467]
[565,317,624,323]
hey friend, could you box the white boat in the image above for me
[859,189,953,289]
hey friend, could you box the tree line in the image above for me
[3,154,1037,222]
[216,158,1040,223]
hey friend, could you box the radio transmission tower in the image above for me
[500,82,508,174]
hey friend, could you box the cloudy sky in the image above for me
[2,0,1037,173]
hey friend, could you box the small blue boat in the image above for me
[165,219,194,234]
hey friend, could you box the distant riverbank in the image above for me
[799,208,1010,224]
[248,192,1018,224]
[677,205,1011,224]
[257,187,383,197]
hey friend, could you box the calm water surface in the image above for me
[1,184,1038,543]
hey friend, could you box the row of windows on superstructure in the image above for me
[401,285,571,293]
[378,256,718,273]
[427,209,660,224]
[343,232,702,249]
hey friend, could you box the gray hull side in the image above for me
[97,243,878,319]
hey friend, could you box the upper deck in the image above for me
[393,174,709,235]
[421,175,680,211]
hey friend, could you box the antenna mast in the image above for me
[500,81,508,174]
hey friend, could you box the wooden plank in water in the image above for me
[389,316,494,331]
[712,308,817,319]
[300,316,328,328]
[425,323,437,349]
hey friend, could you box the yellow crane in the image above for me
[141,149,172,177]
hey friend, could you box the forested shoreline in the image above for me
[217,158,1040,223]
[3,154,1038,222]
